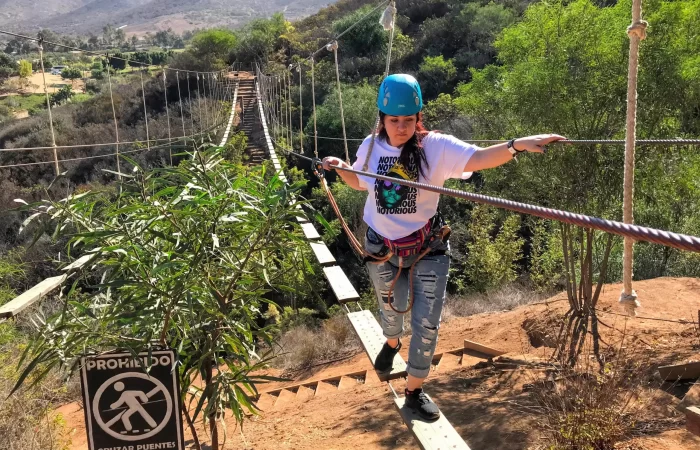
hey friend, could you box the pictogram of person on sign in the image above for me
[109,381,158,432]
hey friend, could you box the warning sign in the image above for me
[80,349,185,450]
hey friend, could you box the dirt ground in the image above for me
[57,277,700,449]
[5,72,86,95]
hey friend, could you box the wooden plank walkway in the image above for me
[0,275,67,318]
[323,266,360,303]
[394,393,472,450]
[347,310,406,381]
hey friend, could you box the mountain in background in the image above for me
[1,0,333,34]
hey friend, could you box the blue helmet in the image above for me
[377,74,423,116]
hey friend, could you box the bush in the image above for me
[90,68,104,80]
[49,85,73,106]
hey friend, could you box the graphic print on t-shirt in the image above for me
[375,154,418,214]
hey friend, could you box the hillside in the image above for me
[0,0,333,34]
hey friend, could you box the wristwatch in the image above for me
[507,138,526,155]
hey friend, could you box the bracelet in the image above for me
[507,138,526,155]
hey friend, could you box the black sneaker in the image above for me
[374,340,401,372]
[404,388,441,421]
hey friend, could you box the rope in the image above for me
[162,71,173,165]
[311,58,319,158]
[105,56,122,179]
[0,119,229,169]
[139,69,151,152]
[313,137,700,145]
[37,41,59,176]
[328,40,351,163]
[362,1,397,171]
[298,65,304,153]
[196,74,204,143]
[283,149,700,254]
[620,0,648,317]
[187,73,195,137]
[176,71,187,144]
[309,0,391,59]
[287,70,293,149]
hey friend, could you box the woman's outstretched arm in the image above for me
[464,134,566,172]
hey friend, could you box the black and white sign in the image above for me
[80,349,185,450]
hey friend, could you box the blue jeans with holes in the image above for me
[364,228,450,379]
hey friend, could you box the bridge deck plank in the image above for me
[0,275,67,318]
[394,394,471,450]
[347,310,406,381]
[323,266,360,303]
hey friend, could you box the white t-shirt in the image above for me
[352,132,478,240]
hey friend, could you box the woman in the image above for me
[322,74,565,420]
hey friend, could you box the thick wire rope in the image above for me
[162,70,173,165]
[328,41,350,163]
[105,56,122,178]
[37,41,60,176]
[139,69,151,152]
[620,0,649,315]
[310,136,700,145]
[280,148,700,254]
[362,1,397,170]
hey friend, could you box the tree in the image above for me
[190,29,237,69]
[231,14,291,65]
[0,52,13,82]
[49,85,73,106]
[61,67,82,87]
[108,53,127,71]
[17,60,32,91]
[331,6,385,58]
[14,149,313,450]
[417,55,457,100]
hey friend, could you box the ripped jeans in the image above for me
[365,228,450,378]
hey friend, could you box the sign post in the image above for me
[80,349,185,450]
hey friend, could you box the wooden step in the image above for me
[338,372,365,390]
[255,392,277,412]
[309,241,336,266]
[347,310,406,381]
[274,388,298,409]
[323,266,360,303]
[461,349,491,368]
[314,380,338,397]
[296,384,316,402]
[300,222,321,240]
[394,393,471,450]
[463,339,506,357]
[436,352,461,372]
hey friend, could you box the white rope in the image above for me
[328,40,350,163]
[363,1,397,171]
[186,74,195,137]
[286,70,293,149]
[311,58,318,158]
[162,71,173,165]
[298,65,304,153]
[139,69,151,151]
[176,71,187,143]
[196,74,204,143]
[105,57,122,178]
[38,42,59,176]
[619,0,648,316]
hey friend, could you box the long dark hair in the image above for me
[378,111,430,179]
